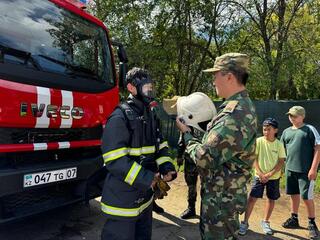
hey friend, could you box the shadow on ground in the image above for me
[153,211,200,240]
[239,229,308,240]
[0,200,200,240]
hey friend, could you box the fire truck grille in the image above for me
[0,146,101,167]
[0,126,102,144]
[1,182,82,221]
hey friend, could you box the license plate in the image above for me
[24,167,77,187]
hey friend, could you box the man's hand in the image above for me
[264,172,273,179]
[150,173,160,189]
[163,171,177,182]
[308,168,318,180]
[258,172,268,183]
[152,175,171,199]
[176,117,191,133]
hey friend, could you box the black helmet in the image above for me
[126,67,155,105]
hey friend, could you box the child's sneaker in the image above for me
[238,221,249,236]
[282,216,300,229]
[261,220,274,235]
[308,222,319,240]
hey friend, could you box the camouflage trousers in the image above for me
[199,201,239,240]
[184,160,198,206]
[199,185,247,240]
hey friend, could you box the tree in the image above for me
[229,0,306,99]
[87,0,320,100]
[89,0,237,98]
[280,0,320,99]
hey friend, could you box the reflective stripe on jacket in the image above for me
[100,99,175,220]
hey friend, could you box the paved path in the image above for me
[153,174,320,240]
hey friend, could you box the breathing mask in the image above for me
[132,77,156,105]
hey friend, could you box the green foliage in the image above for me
[89,0,320,100]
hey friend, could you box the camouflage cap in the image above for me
[286,105,305,117]
[203,52,250,73]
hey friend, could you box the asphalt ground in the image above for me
[0,174,319,240]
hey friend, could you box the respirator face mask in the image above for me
[141,82,155,99]
[135,77,156,105]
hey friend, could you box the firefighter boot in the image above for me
[180,205,196,219]
[152,201,164,214]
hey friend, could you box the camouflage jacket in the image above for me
[185,90,257,211]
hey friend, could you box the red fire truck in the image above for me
[0,0,127,222]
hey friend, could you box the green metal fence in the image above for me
[159,99,320,149]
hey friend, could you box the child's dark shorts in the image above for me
[249,176,280,200]
[285,169,315,200]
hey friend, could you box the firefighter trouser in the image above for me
[101,204,152,240]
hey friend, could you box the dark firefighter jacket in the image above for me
[100,96,175,220]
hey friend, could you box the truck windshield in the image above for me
[0,0,114,86]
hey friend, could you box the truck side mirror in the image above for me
[118,45,128,89]
[118,62,127,89]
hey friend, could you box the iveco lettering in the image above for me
[0,0,127,223]
[20,103,84,119]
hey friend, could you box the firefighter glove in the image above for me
[153,178,170,199]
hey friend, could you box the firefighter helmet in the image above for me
[177,92,217,132]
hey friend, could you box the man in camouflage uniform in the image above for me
[176,53,257,240]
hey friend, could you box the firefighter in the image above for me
[100,67,177,240]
